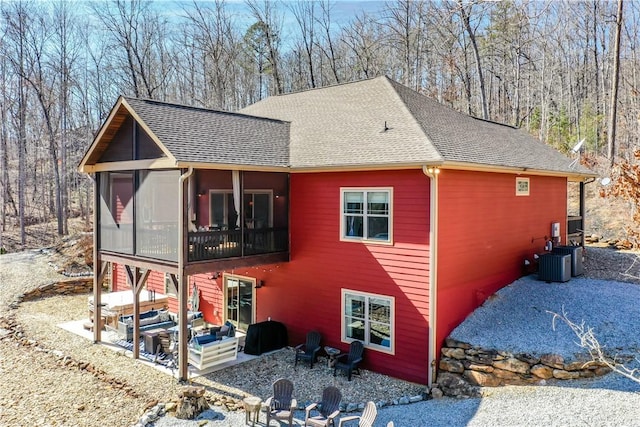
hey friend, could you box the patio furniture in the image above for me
[142,327,169,354]
[243,396,262,426]
[117,309,175,341]
[333,341,364,381]
[265,378,296,426]
[88,290,169,329]
[295,330,322,368]
[305,386,342,427]
[324,346,341,368]
[215,320,236,339]
[187,334,239,370]
[337,401,377,427]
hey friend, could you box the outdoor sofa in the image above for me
[116,309,175,341]
[187,321,239,370]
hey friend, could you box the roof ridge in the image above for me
[383,80,527,132]
[122,96,290,125]
[379,77,445,163]
[266,75,386,98]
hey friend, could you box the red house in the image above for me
[79,77,594,385]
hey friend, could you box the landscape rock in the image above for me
[441,347,467,360]
[175,386,209,420]
[530,364,554,379]
[438,344,610,397]
[493,357,530,374]
[553,369,580,380]
[464,370,501,387]
[439,358,464,373]
[540,354,564,369]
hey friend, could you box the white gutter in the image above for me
[177,166,194,381]
[422,165,440,387]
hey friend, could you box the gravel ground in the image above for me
[2,246,640,426]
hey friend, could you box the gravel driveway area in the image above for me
[2,246,640,426]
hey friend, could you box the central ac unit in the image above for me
[538,253,571,283]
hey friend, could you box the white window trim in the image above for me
[516,177,530,196]
[341,289,395,355]
[339,187,393,244]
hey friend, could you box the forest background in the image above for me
[0,0,637,251]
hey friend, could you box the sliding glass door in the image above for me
[224,275,255,332]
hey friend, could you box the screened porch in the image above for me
[97,169,289,264]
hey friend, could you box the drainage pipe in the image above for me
[423,165,440,386]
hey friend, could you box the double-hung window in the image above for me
[341,188,392,243]
[342,289,394,353]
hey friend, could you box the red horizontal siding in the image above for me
[106,169,431,384]
[436,170,567,354]
[228,169,432,384]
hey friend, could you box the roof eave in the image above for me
[78,96,126,173]
[78,97,178,173]
[441,161,598,181]
[289,161,443,173]
[175,161,290,173]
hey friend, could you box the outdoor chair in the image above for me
[333,340,364,381]
[304,385,342,427]
[337,401,377,427]
[295,330,322,368]
[265,378,297,426]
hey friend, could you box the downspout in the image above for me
[177,166,194,381]
[423,165,440,387]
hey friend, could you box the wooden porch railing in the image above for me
[99,224,288,263]
[188,228,289,262]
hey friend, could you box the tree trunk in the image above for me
[459,1,489,120]
[608,0,623,167]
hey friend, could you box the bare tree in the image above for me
[181,0,238,109]
[341,12,384,81]
[551,307,640,384]
[608,0,624,167]
[91,0,172,99]
[382,0,427,90]
[2,1,29,246]
[457,0,489,120]
[316,0,341,85]
[246,0,284,95]
[288,0,317,89]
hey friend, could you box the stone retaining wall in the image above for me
[436,337,611,398]
[19,278,94,302]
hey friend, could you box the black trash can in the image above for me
[553,245,584,277]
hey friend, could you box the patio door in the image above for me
[224,275,255,332]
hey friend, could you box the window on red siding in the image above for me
[341,188,392,243]
[342,289,394,353]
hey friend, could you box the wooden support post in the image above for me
[126,265,150,360]
[179,271,188,381]
[92,175,102,344]
[579,181,586,247]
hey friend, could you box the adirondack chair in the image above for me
[265,378,297,426]
[295,330,322,368]
[305,385,342,427]
[337,401,377,427]
[333,340,364,381]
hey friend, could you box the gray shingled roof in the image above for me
[124,97,290,168]
[240,76,593,176]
